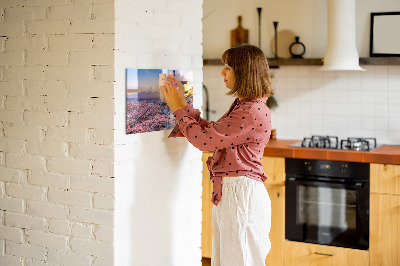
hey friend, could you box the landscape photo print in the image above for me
[126,68,193,134]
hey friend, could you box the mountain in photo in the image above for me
[127,87,160,100]
[137,87,159,100]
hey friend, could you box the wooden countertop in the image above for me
[263,139,400,165]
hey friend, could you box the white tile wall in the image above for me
[203,65,400,144]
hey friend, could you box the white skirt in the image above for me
[212,176,271,266]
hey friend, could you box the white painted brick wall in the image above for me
[48,188,92,208]
[47,250,92,266]
[0,0,115,264]
[48,4,91,20]
[70,175,114,194]
[5,241,47,261]
[93,194,114,210]
[5,213,48,231]
[92,160,114,176]
[26,51,69,66]
[71,222,92,239]
[1,0,204,264]
[27,171,69,189]
[1,255,24,266]
[5,96,47,111]
[70,238,113,257]
[5,183,46,201]
[48,219,71,236]
[0,167,24,182]
[69,207,113,226]
[46,127,88,144]
[4,6,47,22]
[6,154,46,171]
[94,225,113,242]
[47,158,92,176]
[4,125,43,141]
[0,226,24,243]
[25,229,69,251]
[69,82,114,99]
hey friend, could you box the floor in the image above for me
[202,257,211,266]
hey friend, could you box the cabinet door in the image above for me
[202,152,213,258]
[264,184,284,266]
[261,156,285,185]
[370,163,400,195]
[284,241,369,266]
[370,193,400,266]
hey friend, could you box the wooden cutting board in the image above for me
[231,16,249,48]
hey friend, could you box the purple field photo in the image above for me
[126,68,193,134]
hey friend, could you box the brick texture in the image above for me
[0,0,116,257]
[0,0,204,265]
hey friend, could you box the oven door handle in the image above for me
[287,177,364,189]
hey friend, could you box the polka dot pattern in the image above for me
[169,97,272,206]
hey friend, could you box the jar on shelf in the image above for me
[289,36,306,58]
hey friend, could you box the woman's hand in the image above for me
[169,76,187,108]
[160,77,186,113]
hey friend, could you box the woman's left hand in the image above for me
[160,78,184,113]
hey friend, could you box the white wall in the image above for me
[203,0,400,58]
[271,65,400,144]
[204,64,400,144]
[1,0,204,265]
[0,0,115,265]
[203,0,400,145]
[113,0,203,266]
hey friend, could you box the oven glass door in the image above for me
[286,179,369,250]
[298,185,356,231]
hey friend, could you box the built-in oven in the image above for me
[285,158,369,250]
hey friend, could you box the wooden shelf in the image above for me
[268,58,323,67]
[203,57,400,67]
[359,57,400,65]
[203,58,323,67]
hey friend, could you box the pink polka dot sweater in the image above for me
[169,97,272,206]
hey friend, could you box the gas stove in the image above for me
[289,135,381,151]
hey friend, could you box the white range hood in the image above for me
[320,0,365,71]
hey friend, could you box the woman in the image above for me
[161,44,273,266]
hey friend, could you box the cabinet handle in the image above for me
[314,252,335,257]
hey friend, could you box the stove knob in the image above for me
[305,162,312,171]
[340,164,347,174]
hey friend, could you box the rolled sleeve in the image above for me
[174,107,256,152]
[168,104,210,138]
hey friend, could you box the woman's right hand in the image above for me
[168,76,187,109]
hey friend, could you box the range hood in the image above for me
[320,0,365,71]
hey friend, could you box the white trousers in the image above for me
[212,176,271,266]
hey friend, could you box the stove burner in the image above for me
[340,137,377,151]
[301,135,339,149]
[295,136,378,151]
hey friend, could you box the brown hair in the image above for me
[221,44,273,99]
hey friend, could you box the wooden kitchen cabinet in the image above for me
[370,163,400,266]
[370,193,400,266]
[202,152,213,258]
[201,154,286,266]
[264,184,285,266]
[261,156,285,185]
[261,156,285,266]
[284,241,369,266]
[370,163,400,195]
